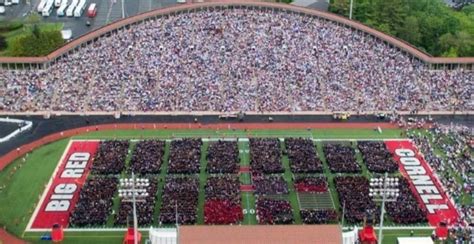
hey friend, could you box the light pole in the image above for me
[349,0,354,19]
[118,173,149,244]
[369,173,399,244]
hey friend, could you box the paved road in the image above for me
[1,0,177,40]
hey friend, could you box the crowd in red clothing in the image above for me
[256,198,294,224]
[294,176,328,192]
[204,175,243,224]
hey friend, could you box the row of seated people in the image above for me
[324,143,361,173]
[334,176,378,223]
[250,138,284,174]
[294,176,328,193]
[256,198,294,224]
[115,179,158,226]
[159,176,199,224]
[286,138,323,173]
[253,174,289,195]
[91,140,129,174]
[385,177,426,224]
[300,209,338,224]
[204,175,242,224]
[70,177,118,226]
[129,140,165,174]
[207,140,239,174]
[358,141,398,173]
[168,139,202,174]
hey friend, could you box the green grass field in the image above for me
[0,128,441,244]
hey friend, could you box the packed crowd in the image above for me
[250,138,284,174]
[115,179,158,226]
[409,124,473,225]
[300,209,338,224]
[129,140,165,174]
[159,176,199,225]
[253,175,289,195]
[384,177,426,224]
[324,143,361,173]
[70,177,118,226]
[3,9,472,113]
[285,138,323,173]
[206,140,239,174]
[294,176,328,192]
[256,198,294,224]
[334,176,378,223]
[204,175,242,224]
[168,139,202,174]
[358,141,399,173]
[91,141,129,175]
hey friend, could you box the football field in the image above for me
[0,128,437,243]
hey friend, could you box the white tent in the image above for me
[149,228,177,244]
[397,237,433,244]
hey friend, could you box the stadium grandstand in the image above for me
[0,2,472,114]
[0,2,473,244]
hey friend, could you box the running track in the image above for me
[0,122,399,243]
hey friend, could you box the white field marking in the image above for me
[244,192,251,225]
[342,226,434,231]
[26,139,100,232]
[328,188,336,209]
[26,227,157,232]
[26,140,73,232]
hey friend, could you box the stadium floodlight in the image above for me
[370,172,400,244]
[118,173,149,244]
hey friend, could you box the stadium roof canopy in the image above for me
[178,225,342,244]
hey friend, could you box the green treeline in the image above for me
[329,0,474,57]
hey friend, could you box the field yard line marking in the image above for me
[25,227,156,232]
[245,193,251,225]
[25,139,74,232]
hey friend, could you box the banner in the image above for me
[385,140,459,226]
[31,141,99,229]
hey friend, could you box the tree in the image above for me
[10,28,64,57]
[0,35,7,51]
[396,16,421,46]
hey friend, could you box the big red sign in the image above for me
[30,141,99,229]
[385,140,459,226]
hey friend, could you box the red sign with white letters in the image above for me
[385,140,459,226]
[31,141,98,229]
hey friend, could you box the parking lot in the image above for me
[0,0,177,40]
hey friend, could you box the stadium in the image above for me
[0,1,473,244]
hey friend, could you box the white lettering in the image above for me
[395,149,415,157]
[400,157,421,166]
[416,185,439,195]
[61,169,84,178]
[45,200,70,211]
[426,204,449,214]
[421,194,443,204]
[406,165,426,175]
[411,175,432,185]
[69,152,90,161]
